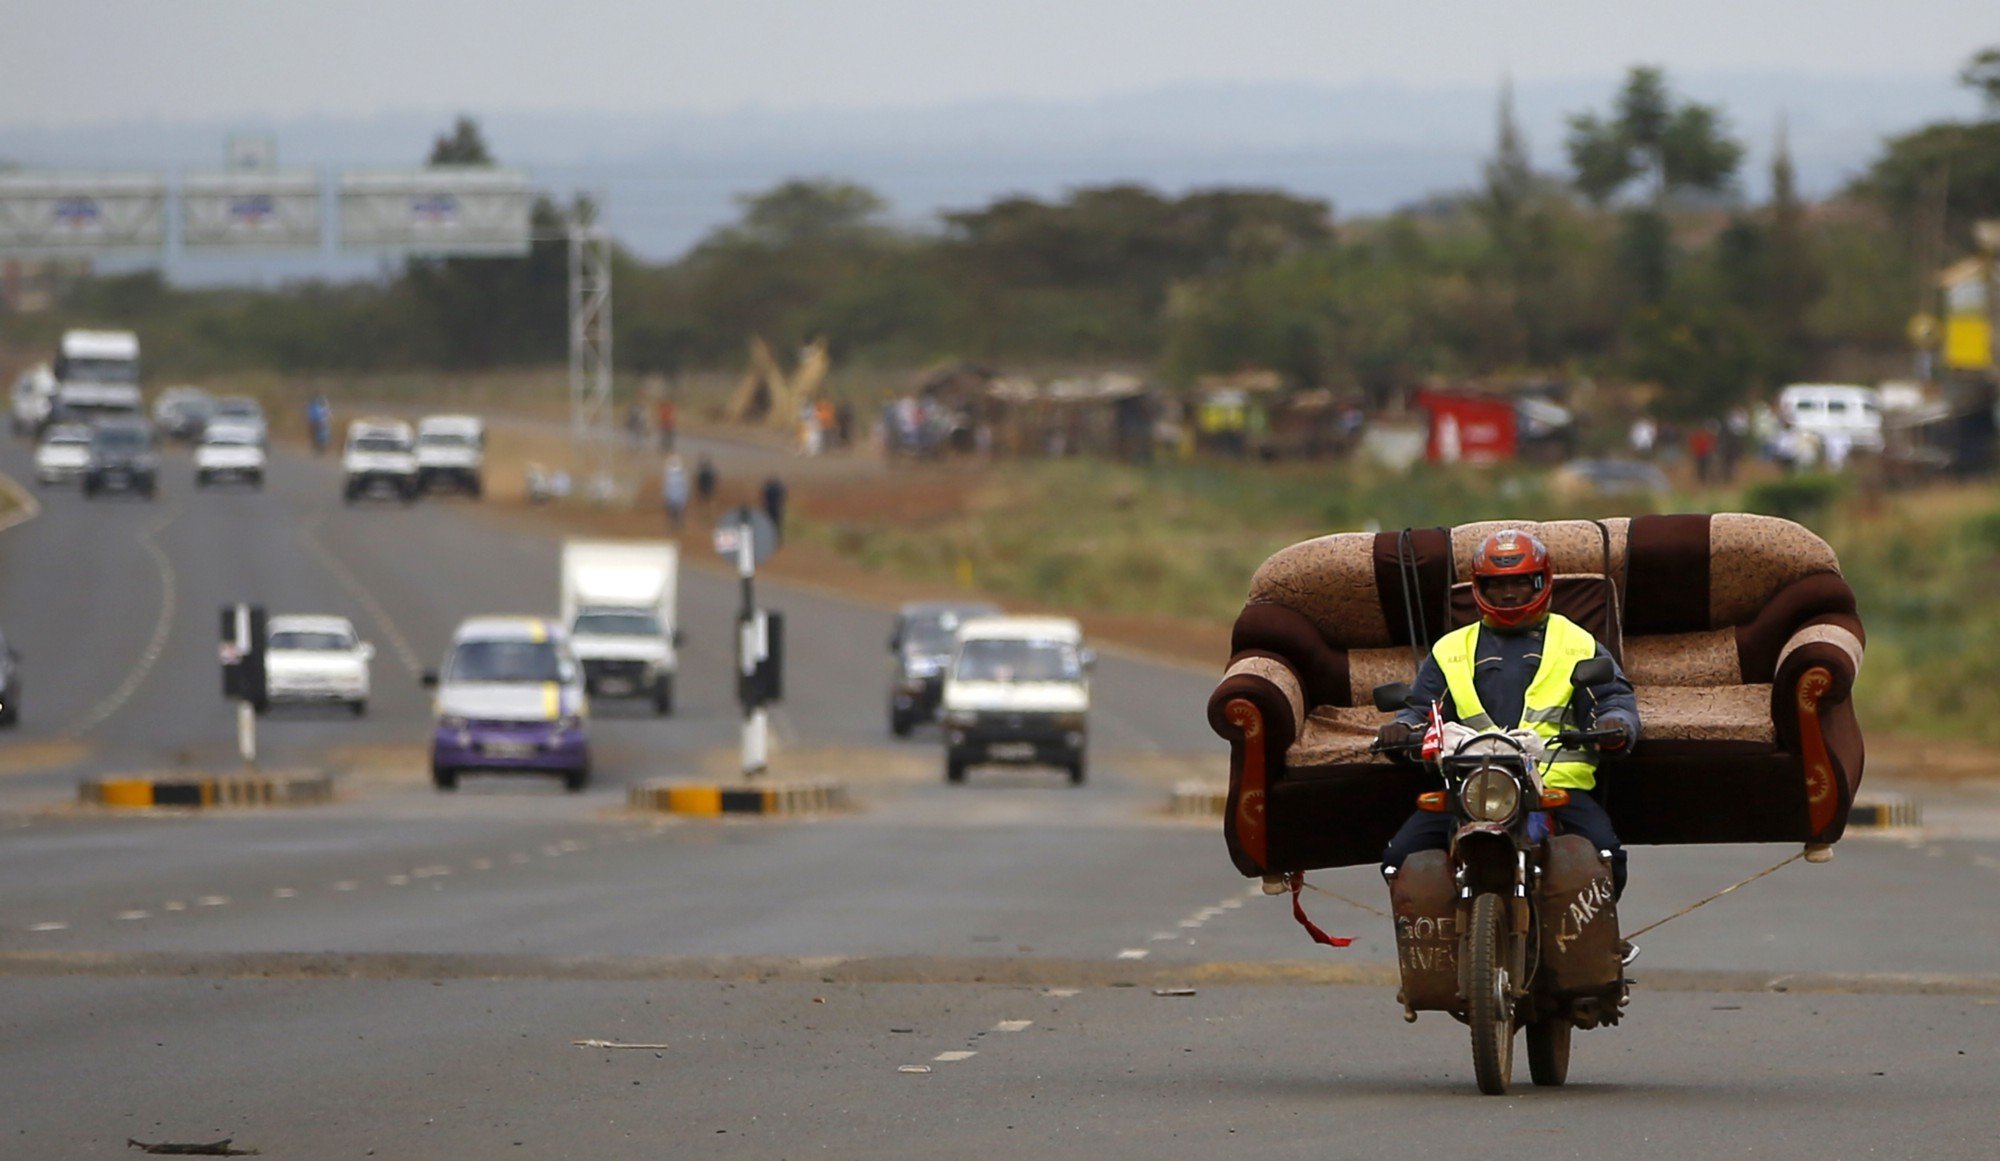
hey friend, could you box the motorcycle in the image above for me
[1370,656,1629,1095]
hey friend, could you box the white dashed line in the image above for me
[62,504,181,737]
[163,901,187,912]
[933,1051,978,1063]
[296,513,425,677]
[992,1020,1033,1033]
[196,895,229,908]
[115,910,150,921]
[1147,931,1177,942]
[541,845,564,857]
[1177,919,1203,929]
[470,858,494,871]
[386,875,410,886]
[272,888,298,899]
[412,865,451,878]
[332,880,359,892]
[1044,988,1080,998]
[1116,948,1149,960]
[28,922,68,932]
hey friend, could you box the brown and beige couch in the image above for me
[1206,514,1866,877]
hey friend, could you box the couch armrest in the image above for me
[1772,622,1866,842]
[1209,654,1307,878]
[1208,654,1305,754]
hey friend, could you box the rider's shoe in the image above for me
[1618,939,1641,966]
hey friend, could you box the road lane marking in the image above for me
[933,1051,977,1062]
[386,875,410,886]
[332,880,359,892]
[1044,988,1080,998]
[1147,931,1177,942]
[163,901,187,912]
[296,512,425,676]
[196,895,229,907]
[28,922,68,932]
[470,858,494,870]
[116,910,150,921]
[62,503,182,738]
[0,468,43,535]
[993,1020,1033,1032]
[412,865,451,878]
[1116,948,1149,960]
[272,888,298,898]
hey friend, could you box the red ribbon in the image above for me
[1288,871,1353,948]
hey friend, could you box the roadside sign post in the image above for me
[219,603,267,767]
[715,507,780,779]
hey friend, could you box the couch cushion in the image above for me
[1634,684,1774,745]
[1624,629,1742,687]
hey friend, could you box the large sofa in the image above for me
[1206,514,1866,877]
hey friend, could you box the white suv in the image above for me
[342,418,419,504]
[263,615,373,716]
[193,423,267,488]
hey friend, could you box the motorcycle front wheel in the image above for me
[1467,891,1515,1095]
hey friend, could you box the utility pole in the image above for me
[568,195,613,499]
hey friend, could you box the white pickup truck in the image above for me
[342,417,419,504]
[561,540,680,715]
[416,414,485,497]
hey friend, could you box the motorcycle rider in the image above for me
[1376,529,1640,900]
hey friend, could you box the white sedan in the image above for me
[194,423,267,488]
[33,423,92,486]
[263,615,373,715]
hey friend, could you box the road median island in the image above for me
[1170,780,1229,818]
[627,778,849,817]
[0,467,40,535]
[79,770,334,809]
[1844,792,1921,831]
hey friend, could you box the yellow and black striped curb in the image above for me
[1848,793,1921,830]
[627,779,850,817]
[80,773,335,809]
[1170,781,1228,818]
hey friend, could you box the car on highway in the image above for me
[209,396,268,447]
[263,615,373,716]
[939,615,1093,785]
[887,600,1002,736]
[32,422,93,487]
[342,417,419,504]
[82,418,160,499]
[152,386,215,442]
[10,364,57,436]
[193,423,267,489]
[415,414,486,497]
[0,625,19,727]
[423,616,590,792]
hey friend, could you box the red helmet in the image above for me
[1471,529,1552,631]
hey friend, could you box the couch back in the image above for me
[1238,513,1851,706]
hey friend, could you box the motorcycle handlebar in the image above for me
[1554,726,1627,747]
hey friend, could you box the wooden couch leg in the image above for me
[1795,666,1838,837]
[1225,698,1270,871]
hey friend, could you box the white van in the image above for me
[10,365,56,436]
[1776,384,1884,457]
[938,616,1093,785]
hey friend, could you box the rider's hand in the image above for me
[1596,718,1634,751]
[1376,721,1416,750]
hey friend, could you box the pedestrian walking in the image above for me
[662,455,689,531]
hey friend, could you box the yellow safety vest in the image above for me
[1431,613,1602,791]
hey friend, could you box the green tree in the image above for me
[1564,67,1744,207]
[429,115,494,166]
[1961,46,2000,112]
[1850,46,2000,248]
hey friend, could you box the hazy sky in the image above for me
[3,0,1996,128]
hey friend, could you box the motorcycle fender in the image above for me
[1537,834,1622,996]
[1389,849,1459,1013]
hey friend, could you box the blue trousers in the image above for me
[1382,791,1627,899]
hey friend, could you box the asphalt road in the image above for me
[0,431,1996,1159]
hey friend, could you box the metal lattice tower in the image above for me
[567,214,613,490]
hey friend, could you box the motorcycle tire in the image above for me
[1467,891,1515,1096]
[1527,1017,1571,1087]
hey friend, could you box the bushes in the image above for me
[1741,472,1846,523]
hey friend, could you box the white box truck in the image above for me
[561,540,680,715]
[53,329,144,420]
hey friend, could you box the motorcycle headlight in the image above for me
[1460,767,1521,823]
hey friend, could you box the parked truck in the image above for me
[560,540,680,715]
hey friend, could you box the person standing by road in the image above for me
[662,455,689,531]
[656,396,677,454]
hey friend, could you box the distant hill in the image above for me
[0,72,1976,284]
